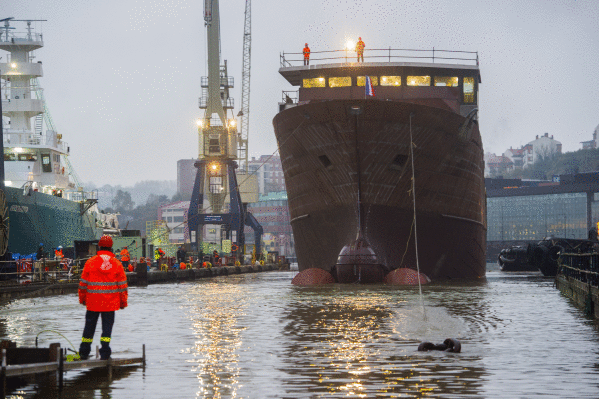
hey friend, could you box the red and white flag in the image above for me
[365,76,375,97]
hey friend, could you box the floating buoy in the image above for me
[384,268,430,285]
[291,268,335,286]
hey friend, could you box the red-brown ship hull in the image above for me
[273,99,486,281]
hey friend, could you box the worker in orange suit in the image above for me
[120,246,130,271]
[303,43,310,65]
[78,235,128,360]
[55,246,63,260]
[355,37,365,62]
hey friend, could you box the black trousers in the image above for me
[79,310,115,359]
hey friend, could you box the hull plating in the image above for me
[273,99,486,280]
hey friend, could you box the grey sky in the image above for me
[3,0,598,186]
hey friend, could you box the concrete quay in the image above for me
[0,264,281,300]
[555,274,599,318]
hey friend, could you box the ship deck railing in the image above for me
[3,130,69,153]
[280,47,479,68]
[558,251,599,287]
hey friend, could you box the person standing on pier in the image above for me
[356,37,365,62]
[120,246,130,270]
[303,43,311,65]
[78,235,128,360]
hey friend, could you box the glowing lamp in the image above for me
[229,119,237,127]
[346,41,354,51]
[10,62,16,68]
[4,181,12,186]
[14,147,24,153]
[197,119,203,127]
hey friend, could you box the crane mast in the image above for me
[238,0,251,170]
[188,0,262,261]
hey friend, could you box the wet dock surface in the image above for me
[1,269,599,398]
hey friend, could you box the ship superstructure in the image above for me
[0,18,104,256]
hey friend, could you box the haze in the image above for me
[3,0,598,186]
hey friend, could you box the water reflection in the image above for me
[184,280,246,399]
[281,285,488,397]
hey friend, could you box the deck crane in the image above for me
[187,0,262,262]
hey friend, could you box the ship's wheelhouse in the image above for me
[279,62,481,117]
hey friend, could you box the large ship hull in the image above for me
[273,99,486,280]
[5,187,102,256]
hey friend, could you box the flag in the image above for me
[365,76,375,97]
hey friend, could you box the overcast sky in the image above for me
[3,0,598,186]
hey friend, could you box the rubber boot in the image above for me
[79,342,91,360]
[100,340,111,360]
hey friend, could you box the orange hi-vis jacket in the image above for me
[55,249,63,259]
[303,46,310,58]
[79,250,128,312]
[356,40,365,53]
[120,248,130,262]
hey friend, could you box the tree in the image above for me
[112,190,135,212]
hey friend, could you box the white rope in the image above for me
[409,113,426,320]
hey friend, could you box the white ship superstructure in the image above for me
[1,18,72,194]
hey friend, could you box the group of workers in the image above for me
[302,37,365,65]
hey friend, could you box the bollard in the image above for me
[135,261,148,287]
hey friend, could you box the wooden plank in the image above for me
[5,362,57,377]
[5,357,143,377]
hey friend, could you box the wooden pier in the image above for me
[1,342,145,398]
[555,250,599,318]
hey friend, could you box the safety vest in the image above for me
[120,249,130,262]
[55,249,63,259]
[303,47,310,58]
[79,250,128,312]
[356,40,365,53]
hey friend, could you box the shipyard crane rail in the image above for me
[280,47,479,67]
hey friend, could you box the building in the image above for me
[177,159,197,198]
[245,191,294,257]
[484,152,514,177]
[581,124,598,150]
[247,155,286,194]
[486,172,599,261]
[158,201,190,243]
[502,133,562,170]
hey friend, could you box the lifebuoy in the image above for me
[231,244,238,252]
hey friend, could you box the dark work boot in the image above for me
[99,338,112,360]
[79,339,92,360]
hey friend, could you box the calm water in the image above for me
[2,268,599,398]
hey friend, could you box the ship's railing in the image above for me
[3,130,69,153]
[281,90,299,104]
[558,251,599,287]
[280,47,479,67]
[0,81,43,100]
[0,30,43,43]
[0,257,88,283]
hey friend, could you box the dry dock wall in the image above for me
[0,264,280,300]
[555,275,599,318]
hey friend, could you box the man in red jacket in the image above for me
[78,235,128,360]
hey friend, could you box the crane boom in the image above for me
[238,0,251,169]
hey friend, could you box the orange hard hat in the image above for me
[359,37,362,40]
[305,43,308,46]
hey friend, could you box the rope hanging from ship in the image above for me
[409,112,426,318]
[0,189,9,256]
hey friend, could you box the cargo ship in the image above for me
[274,47,486,282]
[0,18,106,258]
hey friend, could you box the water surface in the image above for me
[2,269,598,398]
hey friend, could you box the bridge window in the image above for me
[357,76,379,86]
[303,77,326,88]
[329,77,351,87]
[463,77,475,103]
[407,76,431,86]
[434,77,458,87]
[380,76,401,86]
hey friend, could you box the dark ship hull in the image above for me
[273,99,486,280]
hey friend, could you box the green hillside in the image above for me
[502,148,599,180]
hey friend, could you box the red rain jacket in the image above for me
[120,248,130,262]
[79,250,128,312]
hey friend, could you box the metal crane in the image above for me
[187,0,262,262]
[237,0,251,170]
